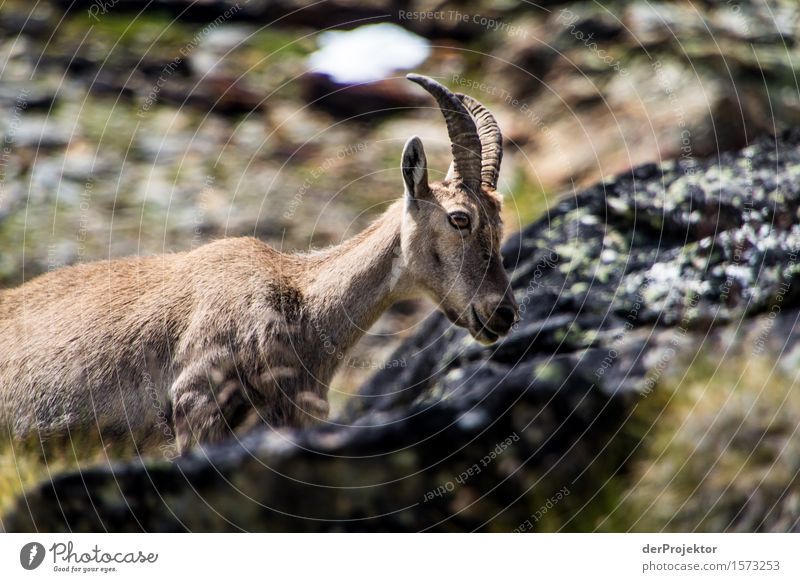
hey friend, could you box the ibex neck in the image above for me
[301,200,411,355]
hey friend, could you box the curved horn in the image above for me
[406,74,481,191]
[456,93,502,191]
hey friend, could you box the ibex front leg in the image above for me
[170,351,249,452]
[170,348,329,453]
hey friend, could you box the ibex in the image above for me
[0,75,518,453]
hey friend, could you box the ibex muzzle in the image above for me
[0,74,518,451]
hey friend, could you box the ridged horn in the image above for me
[456,93,502,191]
[406,74,481,192]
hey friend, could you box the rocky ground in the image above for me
[2,0,800,530]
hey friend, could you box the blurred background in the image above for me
[0,0,798,410]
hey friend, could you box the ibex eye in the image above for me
[448,211,471,230]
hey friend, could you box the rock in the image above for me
[52,0,395,29]
[301,73,428,121]
[148,73,266,116]
[5,129,800,532]
[486,0,800,192]
[0,81,56,111]
[5,117,71,150]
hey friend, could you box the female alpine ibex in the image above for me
[0,75,518,453]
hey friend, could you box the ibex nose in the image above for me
[472,293,519,340]
[490,304,518,335]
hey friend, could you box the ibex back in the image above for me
[0,75,519,453]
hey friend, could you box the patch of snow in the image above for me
[308,23,430,84]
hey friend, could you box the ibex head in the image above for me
[400,74,519,344]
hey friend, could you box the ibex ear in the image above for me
[401,136,429,200]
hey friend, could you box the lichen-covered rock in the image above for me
[5,129,800,532]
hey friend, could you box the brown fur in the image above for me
[0,135,517,454]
